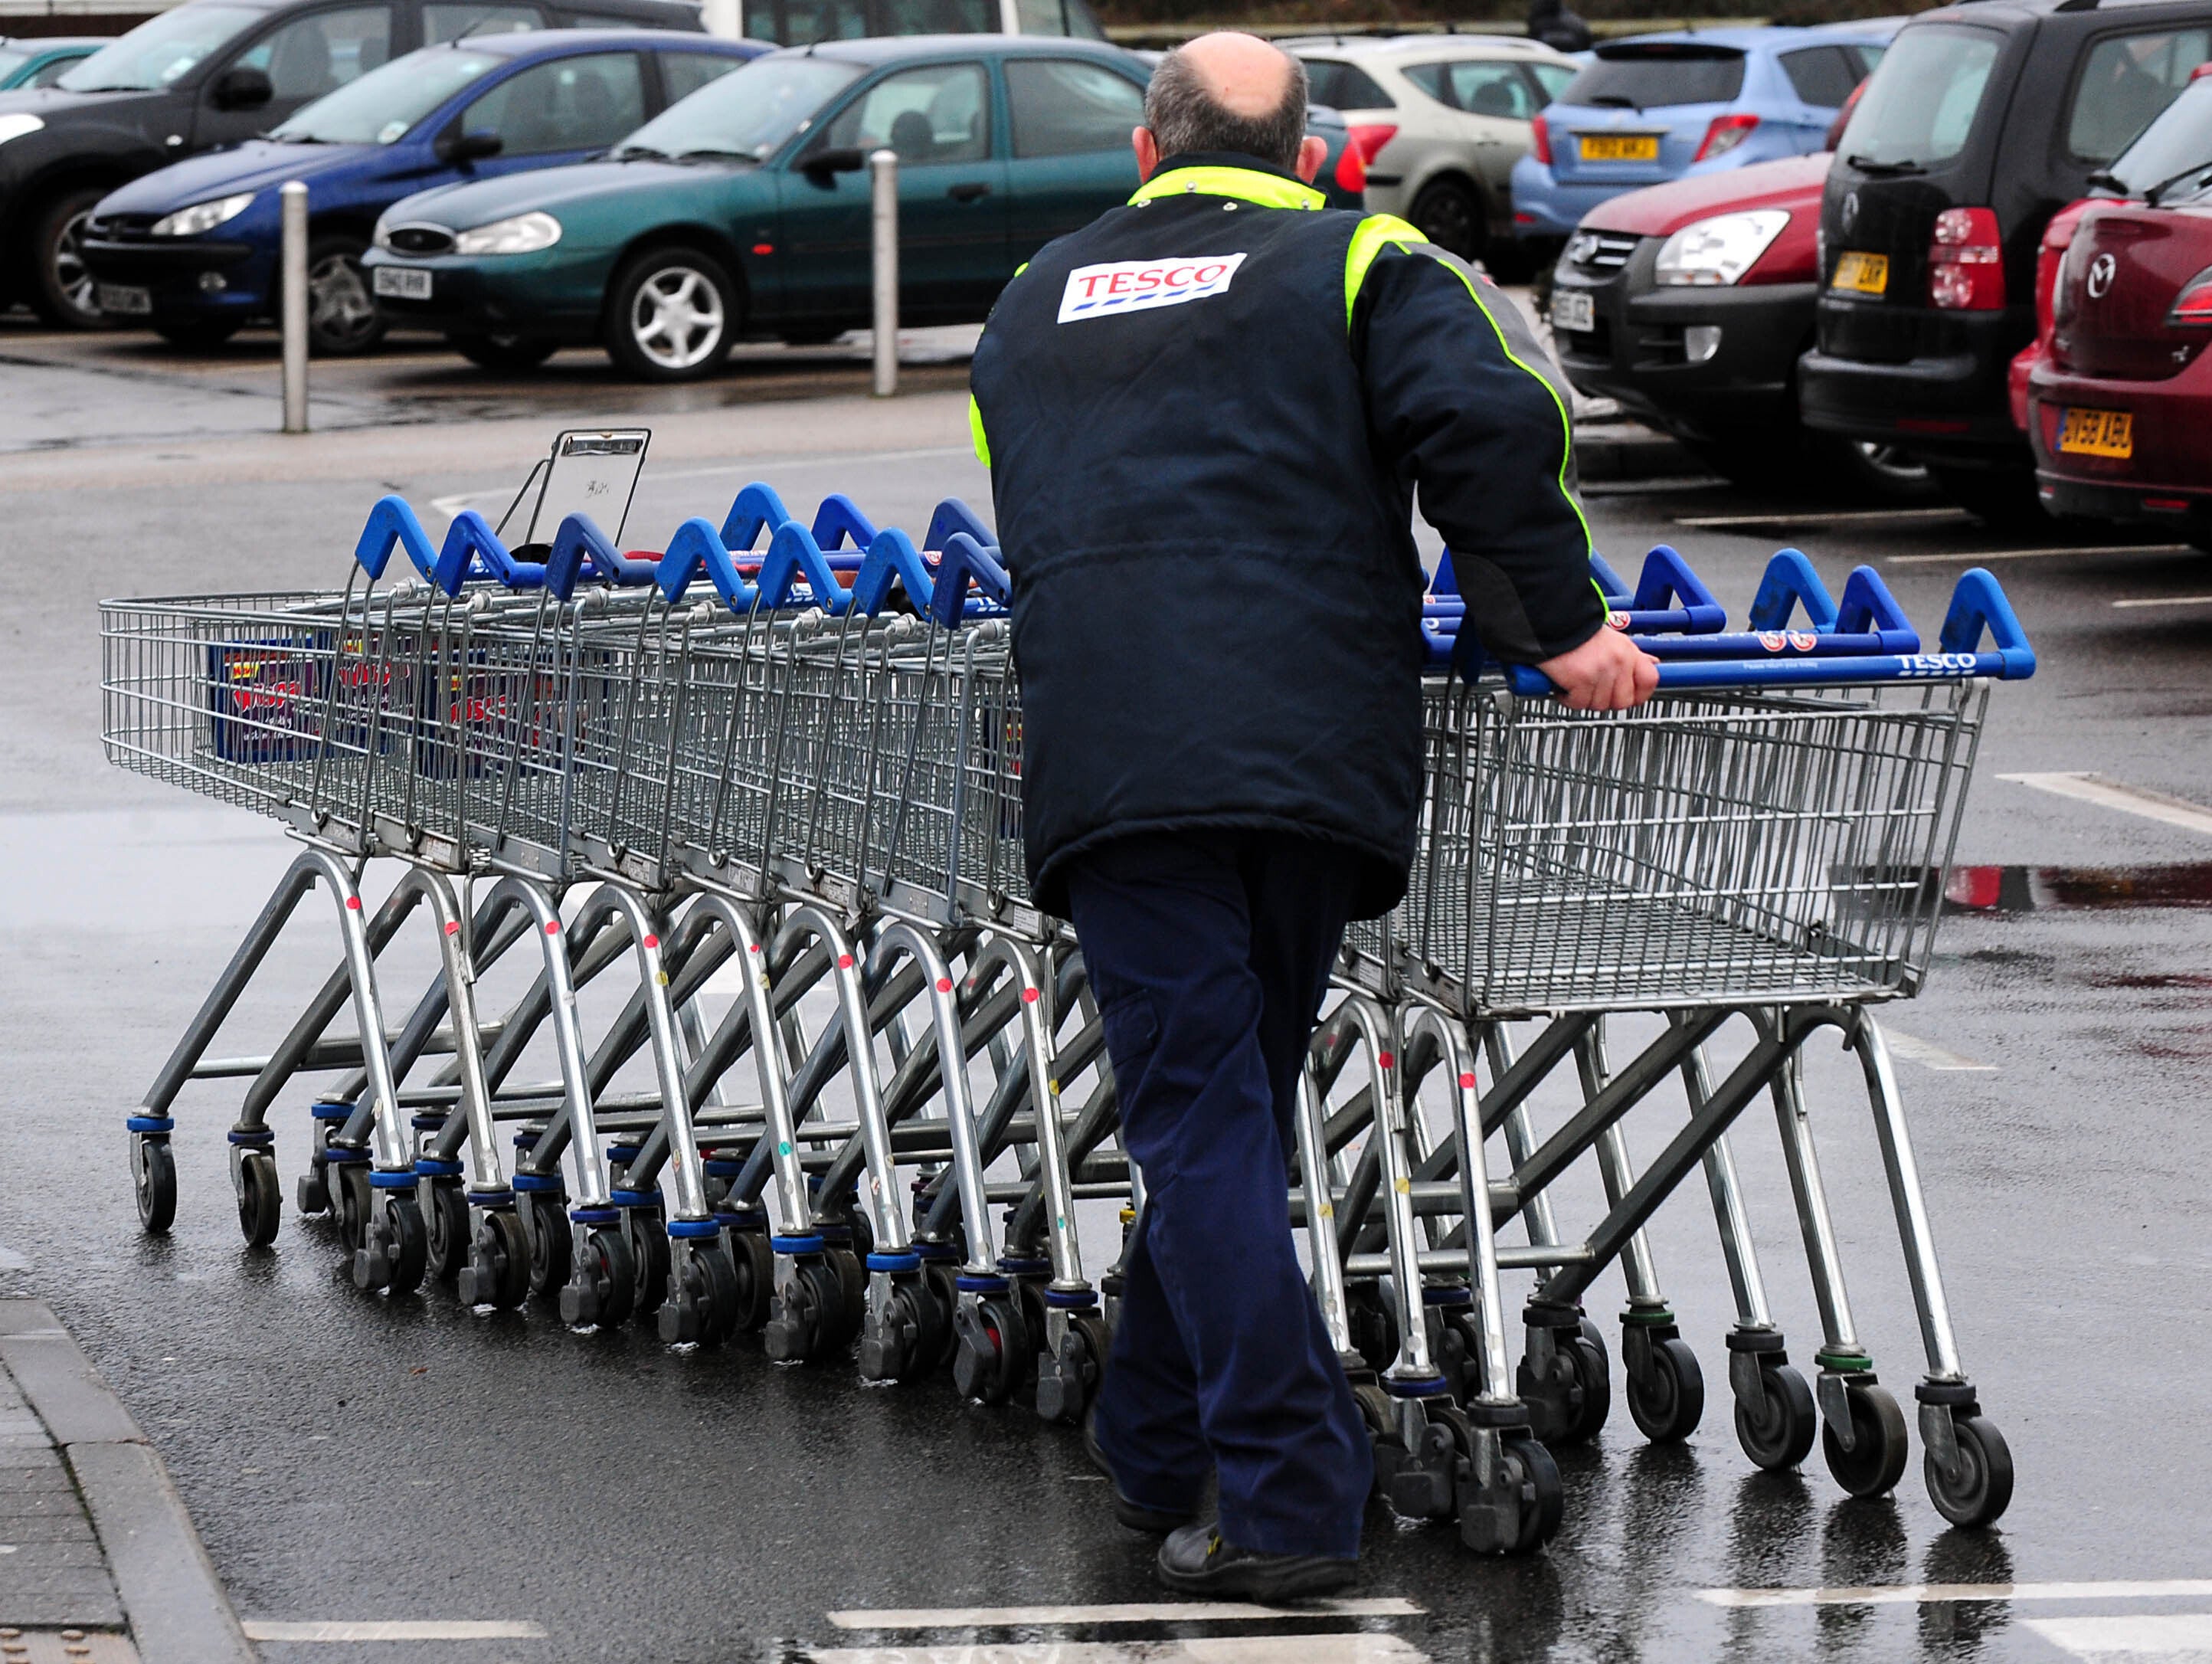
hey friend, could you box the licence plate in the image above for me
[1579,133,1661,162]
[1831,251,1889,295]
[371,265,431,300]
[2058,406,2133,459]
[1552,288,1595,333]
[96,283,150,316]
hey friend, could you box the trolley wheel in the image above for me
[1736,1360,1817,1471]
[1567,1329,1612,1442]
[333,1164,371,1253]
[951,1294,1026,1403]
[1520,1325,1611,1446]
[1348,1284,1400,1377]
[385,1196,428,1295]
[1822,1380,1910,1499]
[524,1193,571,1297]
[236,1152,281,1248]
[561,1226,636,1328]
[725,1228,773,1332]
[1628,1335,1706,1444]
[825,1246,866,1347]
[921,1261,963,1372]
[296,1160,330,1217]
[1926,1413,2014,1528]
[627,1213,670,1320]
[459,1209,529,1309]
[1504,1435,1565,1551]
[695,1240,741,1345]
[134,1138,177,1235]
[423,1180,470,1282]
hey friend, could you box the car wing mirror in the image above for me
[800,144,865,183]
[437,127,505,164]
[212,65,273,111]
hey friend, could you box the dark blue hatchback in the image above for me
[81,28,761,353]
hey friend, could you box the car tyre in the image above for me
[605,246,738,382]
[1407,178,1485,264]
[29,184,110,329]
[1827,436,1939,504]
[447,331,560,372]
[307,236,385,355]
[154,319,242,351]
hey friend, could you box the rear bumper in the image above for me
[1509,158,1628,240]
[1553,237,1812,438]
[2027,353,2212,522]
[1798,313,2027,465]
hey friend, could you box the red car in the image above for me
[2027,66,2212,549]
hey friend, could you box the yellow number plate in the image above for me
[1831,251,1889,295]
[1579,134,1660,162]
[2058,407,2133,459]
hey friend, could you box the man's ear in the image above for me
[1133,126,1160,180]
[1294,133,1328,183]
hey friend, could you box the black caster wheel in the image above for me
[824,1246,866,1348]
[1347,1285,1399,1377]
[1034,1310,1108,1425]
[1736,1360,1817,1471]
[1504,1435,1565,1551]
[1926,1413,2013,1528]
[354,1194,427,1295]
[458,1210,529,1309]
[1566,1327,1612,1441]
[134,1138,177,1235]
[332,1164,371,1254]
[1628,1335,1705,1444]
[236,1151,281,1249]
[1519,1325,1609,1446]
[951,1295,1026,1403]
[859,1277,941,1383]
[627,1214,670,1321]
[659,1240,738,1345]
[919,1262,963,1374]
[1823,1379,1910,1499]
[523,1193,571,1298]
[295,1161,330,1217]
[561,1226,636,1327]
[724,1229,773,1333]
[423,1181,470,1282]
[763,1255,849,1363]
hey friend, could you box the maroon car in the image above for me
[2029,67,2212,549]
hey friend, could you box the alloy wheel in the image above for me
[54,205,97,320]
[629,266,725,372]
[309,252,380,352]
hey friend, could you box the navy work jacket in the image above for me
[967,153,1605,920]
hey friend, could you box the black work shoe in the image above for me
[1083,1413,1196,1535]
[1156,1522,1357,1600]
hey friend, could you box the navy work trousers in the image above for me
[1065,830,1373,1561]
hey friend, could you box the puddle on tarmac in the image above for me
[1941,862,2212,914]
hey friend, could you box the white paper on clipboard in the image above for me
[527,428,651,544]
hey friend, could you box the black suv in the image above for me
[1799,0,2212,522]
[0,0,700,327]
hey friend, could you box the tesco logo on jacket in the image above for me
[1057,254,1248,323]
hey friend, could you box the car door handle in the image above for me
[947,182,991,201]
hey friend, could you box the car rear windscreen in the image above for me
[1559,45,1745,110]
[1836,24,1999,169]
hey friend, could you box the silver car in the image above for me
[1289,34,1579,266]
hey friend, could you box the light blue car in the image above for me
[1510,21,1897,241]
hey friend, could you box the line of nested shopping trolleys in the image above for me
[98,477,2037,1554]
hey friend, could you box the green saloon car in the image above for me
[361,37,1157,378]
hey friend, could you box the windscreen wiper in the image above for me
[2145,158,2212,206]
[1845,153,1925,176]
[610,143,670,160]
[672,146,758,162]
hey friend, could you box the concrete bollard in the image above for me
[280,180,307,434]
[869,148,897,398]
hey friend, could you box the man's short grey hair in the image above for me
[1144,38,1308,171]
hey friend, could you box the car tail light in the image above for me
[2194,60,2212,80]
[2171,266,2212,325]
[1929,206,2005,310]
[1531,113,1552,167]
[1693,113,1759,164]
[1335,123,1396,194]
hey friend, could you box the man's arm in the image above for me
[1350,219,1655,709]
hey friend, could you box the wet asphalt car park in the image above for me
[2,311,2210,1664]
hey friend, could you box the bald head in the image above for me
[1140,31,1314,175]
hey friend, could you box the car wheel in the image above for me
[306,237,385,355]
[1929,463,2047,530]
[1827,436,1939,504]
[447,331,560,372]
[30,185,109,328]
[606,247,737,382]
[1408,178,1485,264]
[153,319,241,351]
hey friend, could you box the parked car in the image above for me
[80,30,758,354]
[0,38,105,91]
[1284,33,1580,264]
[362,35,1359,380]
[1509,22,1896,247]
[1801,0,2212,525]
[2026,64,2212,547]
[0,0,703,329]
[734,0,1108,47]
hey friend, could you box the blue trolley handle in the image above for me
[718,480,796,553]
[354,496,551,597]
[1746,549,1840,633]
[924,497,996,552]
[1939,567,2037,676]
[544,513,661,603]
[847,526,936,616]
[927,532,1011,628]
[656,517,759,611]
[1617,544,1728,634]
[810,492,877,552]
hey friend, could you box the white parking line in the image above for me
[1879,1029,1997,1072]
[2028,1613,2212,1658]
[2113,595,2212,608]
[2000,773,2212,839]
[1698,1579,2212,1609]
[239,1620,548,1641]
[807,1639,1426,1664]
[1673,506,1966,529]
[828,1600,1421,1630]
[1887,544,2190,565]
